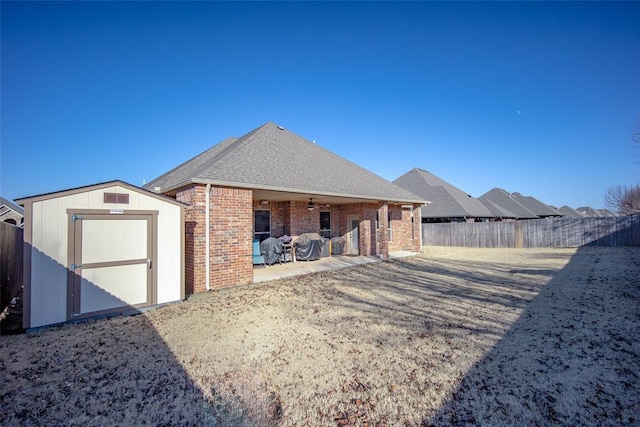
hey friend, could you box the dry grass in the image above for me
[1,247,638,426]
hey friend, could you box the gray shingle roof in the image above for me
[510,192,563,217]
[478,198,518,218]
[558,205,586,218]
[479,188,539,219]
[0,196,24,215]
[393,168,494,219]
[577,207,618,217]
[145,122,424,203]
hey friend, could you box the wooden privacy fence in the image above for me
[1,221,24,311]
[422,216,640,248]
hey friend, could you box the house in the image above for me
[577,206,603,217]
[16,181,185,329]
[145,122,425,294]
[479,188,539,220]
[596,209,618,217]
[509,192,563,218]
[1,196,24,227]
[558,205,586,218]
[393,168,494,223]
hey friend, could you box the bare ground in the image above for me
[1,247,638,426]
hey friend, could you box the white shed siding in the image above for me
[30,196,73,327]
[156,201,182,304]
[21,182,184,329]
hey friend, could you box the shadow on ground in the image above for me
[0,310,280,426]
[424,246,640,426]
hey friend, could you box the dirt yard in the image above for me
[1,247,638,426]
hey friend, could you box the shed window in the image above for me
[254,209,271,242]
[104,193,129,204]
[320,211,331,238]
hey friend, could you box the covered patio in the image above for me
[253,250,418,283]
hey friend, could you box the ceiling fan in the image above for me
[306,198,315,211]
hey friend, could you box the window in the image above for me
[320,211,331,238]
[387,210,393,242]
[254,210,271,242]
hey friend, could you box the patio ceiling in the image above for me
[252,189,381,206]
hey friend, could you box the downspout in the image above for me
[205,183,211,291]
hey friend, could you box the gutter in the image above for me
[153,178,427,205]
[205,183,211,291]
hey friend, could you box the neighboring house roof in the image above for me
[596,209,618,217]
[510,192,563,217]
[576,206,603,217]
[1,196,25,226]
[393,168,493,219]
[479,188,539,219]
[576,207,618,217]
[478,198,518,219]
[0,196,24,215]
[558,205,586,218]
[145,122,424,204]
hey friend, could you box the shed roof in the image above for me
[479,188,539,219]
[144,122,424,204]
[16,180,187,207]
[393,168,493,218]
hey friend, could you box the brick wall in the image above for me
[289,201,319,236]
[210,186,253,290]
[178,188,419,294]
[176,185,206,294]
[377,204,389,258]
[388,205,422,252]
[252,201,288,238]
[335,203,381,257]
[178,184,253,294]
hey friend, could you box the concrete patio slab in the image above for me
[253,251,418,283]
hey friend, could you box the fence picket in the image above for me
[422,216,640,248]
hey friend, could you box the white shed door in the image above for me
[69,212,155,319]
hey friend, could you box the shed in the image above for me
[17,181,185,329]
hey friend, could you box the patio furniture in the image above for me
[252,240,265,267]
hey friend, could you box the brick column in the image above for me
[176,185,207,294]
[209,186,253,289]
[377,204,389,259]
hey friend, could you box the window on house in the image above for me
[254,209,271,242]
[387,210,393,242]
[320,211,331,238]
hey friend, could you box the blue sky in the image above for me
[2,1,639,209]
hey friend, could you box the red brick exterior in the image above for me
[210,186,253,290]
[177,184,253,294]
[177,185,207,294]
[388,205,422,252]
[178,186,421,294]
